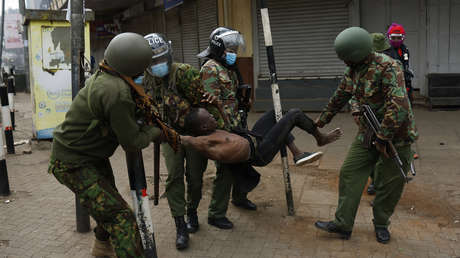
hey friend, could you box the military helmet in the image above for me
[197,27,245,58]
[371,32,391,53]
[104,32,152,76]
[334,27,373,63]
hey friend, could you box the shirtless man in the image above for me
[180,108,342,166]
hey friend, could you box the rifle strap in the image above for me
[99,61,181,152]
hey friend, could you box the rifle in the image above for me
[99,62,181,152]
[361,105,410,183]
[153,142,160,206]
[236,83,252,129]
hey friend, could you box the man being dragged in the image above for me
[181,108,342,166]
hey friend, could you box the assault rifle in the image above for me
[236,83,252,129]
[361,105,410,183]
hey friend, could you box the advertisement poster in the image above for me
[28,21,90,139]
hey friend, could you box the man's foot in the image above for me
[367,184,376,195]
[314,221,352,239]
[370,199,374,207]
[208,217,234,229]
[174,216,189,250]
[293,151,323,166]
[186,211,199,233]
[317,128,343,146]
[232,199,257,210]
[91,238,116,258]
[375,227,391,244]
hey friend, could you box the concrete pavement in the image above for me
[1,93,459,258]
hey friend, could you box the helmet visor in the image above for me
[217,31,246,52]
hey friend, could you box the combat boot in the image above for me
[375,227,391,244]
[174,216,189,250]
[186,210,199,233]
[91,238,116,258]
[314,221,352,240]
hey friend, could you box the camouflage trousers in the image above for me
[48,159,145,258]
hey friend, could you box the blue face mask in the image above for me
[134,75,144,84]
[225,52,237,66]
[151,62,169,77]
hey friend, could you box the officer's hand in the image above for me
[201,92,217,104]
[374,137,389,158]
[315,117,325,128]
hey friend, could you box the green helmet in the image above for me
[334,27,373,63]
[104,32,152,76]
[371,32,391,52]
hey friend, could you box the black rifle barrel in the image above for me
[153,143,160,206]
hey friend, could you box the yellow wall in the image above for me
[218,0,253,58]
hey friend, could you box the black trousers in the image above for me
[251,109,316,167]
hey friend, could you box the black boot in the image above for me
[186,210,199,233]
[174,216,189,250]
[375,227,391,244]
[367,184,376,195]
[231,198,257,210]
[208,217,234,229]
[314,221,352,240]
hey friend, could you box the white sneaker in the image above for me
[293,151,323,166]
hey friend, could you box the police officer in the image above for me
[197,27,256,229]
[314,27,418,244]
[48,33,159,257]
[356,32,391,195]
[137,33,208,250]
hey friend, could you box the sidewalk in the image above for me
[0,93,459,258]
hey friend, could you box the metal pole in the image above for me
[259,0,295,215]
[71,0,90,233]
[0,0,5,68]
[126,150,158,258]
[18,0,30,93]
[0,86,10,196]
[0,86,14,154]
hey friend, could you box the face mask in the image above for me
[134,75,144,84]
[225,52,237,66]
[151,62,169,77]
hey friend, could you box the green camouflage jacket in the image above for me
[200,59,240,130]
[319,52,418,146]
[142,63,203,132]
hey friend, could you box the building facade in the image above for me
[86,0,460,109]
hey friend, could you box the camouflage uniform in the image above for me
[48,70,162,257]
[142,63,208,217]
[200,59,247,219]
[318,52,418,231]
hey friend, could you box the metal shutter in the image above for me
[257,0,349,78]
[180,1,200,68]
[197,0,218,64]
[166,7,183,63]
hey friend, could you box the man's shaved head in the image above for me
[184,108,217,136]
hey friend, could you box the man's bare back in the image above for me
[181,130,250,163]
